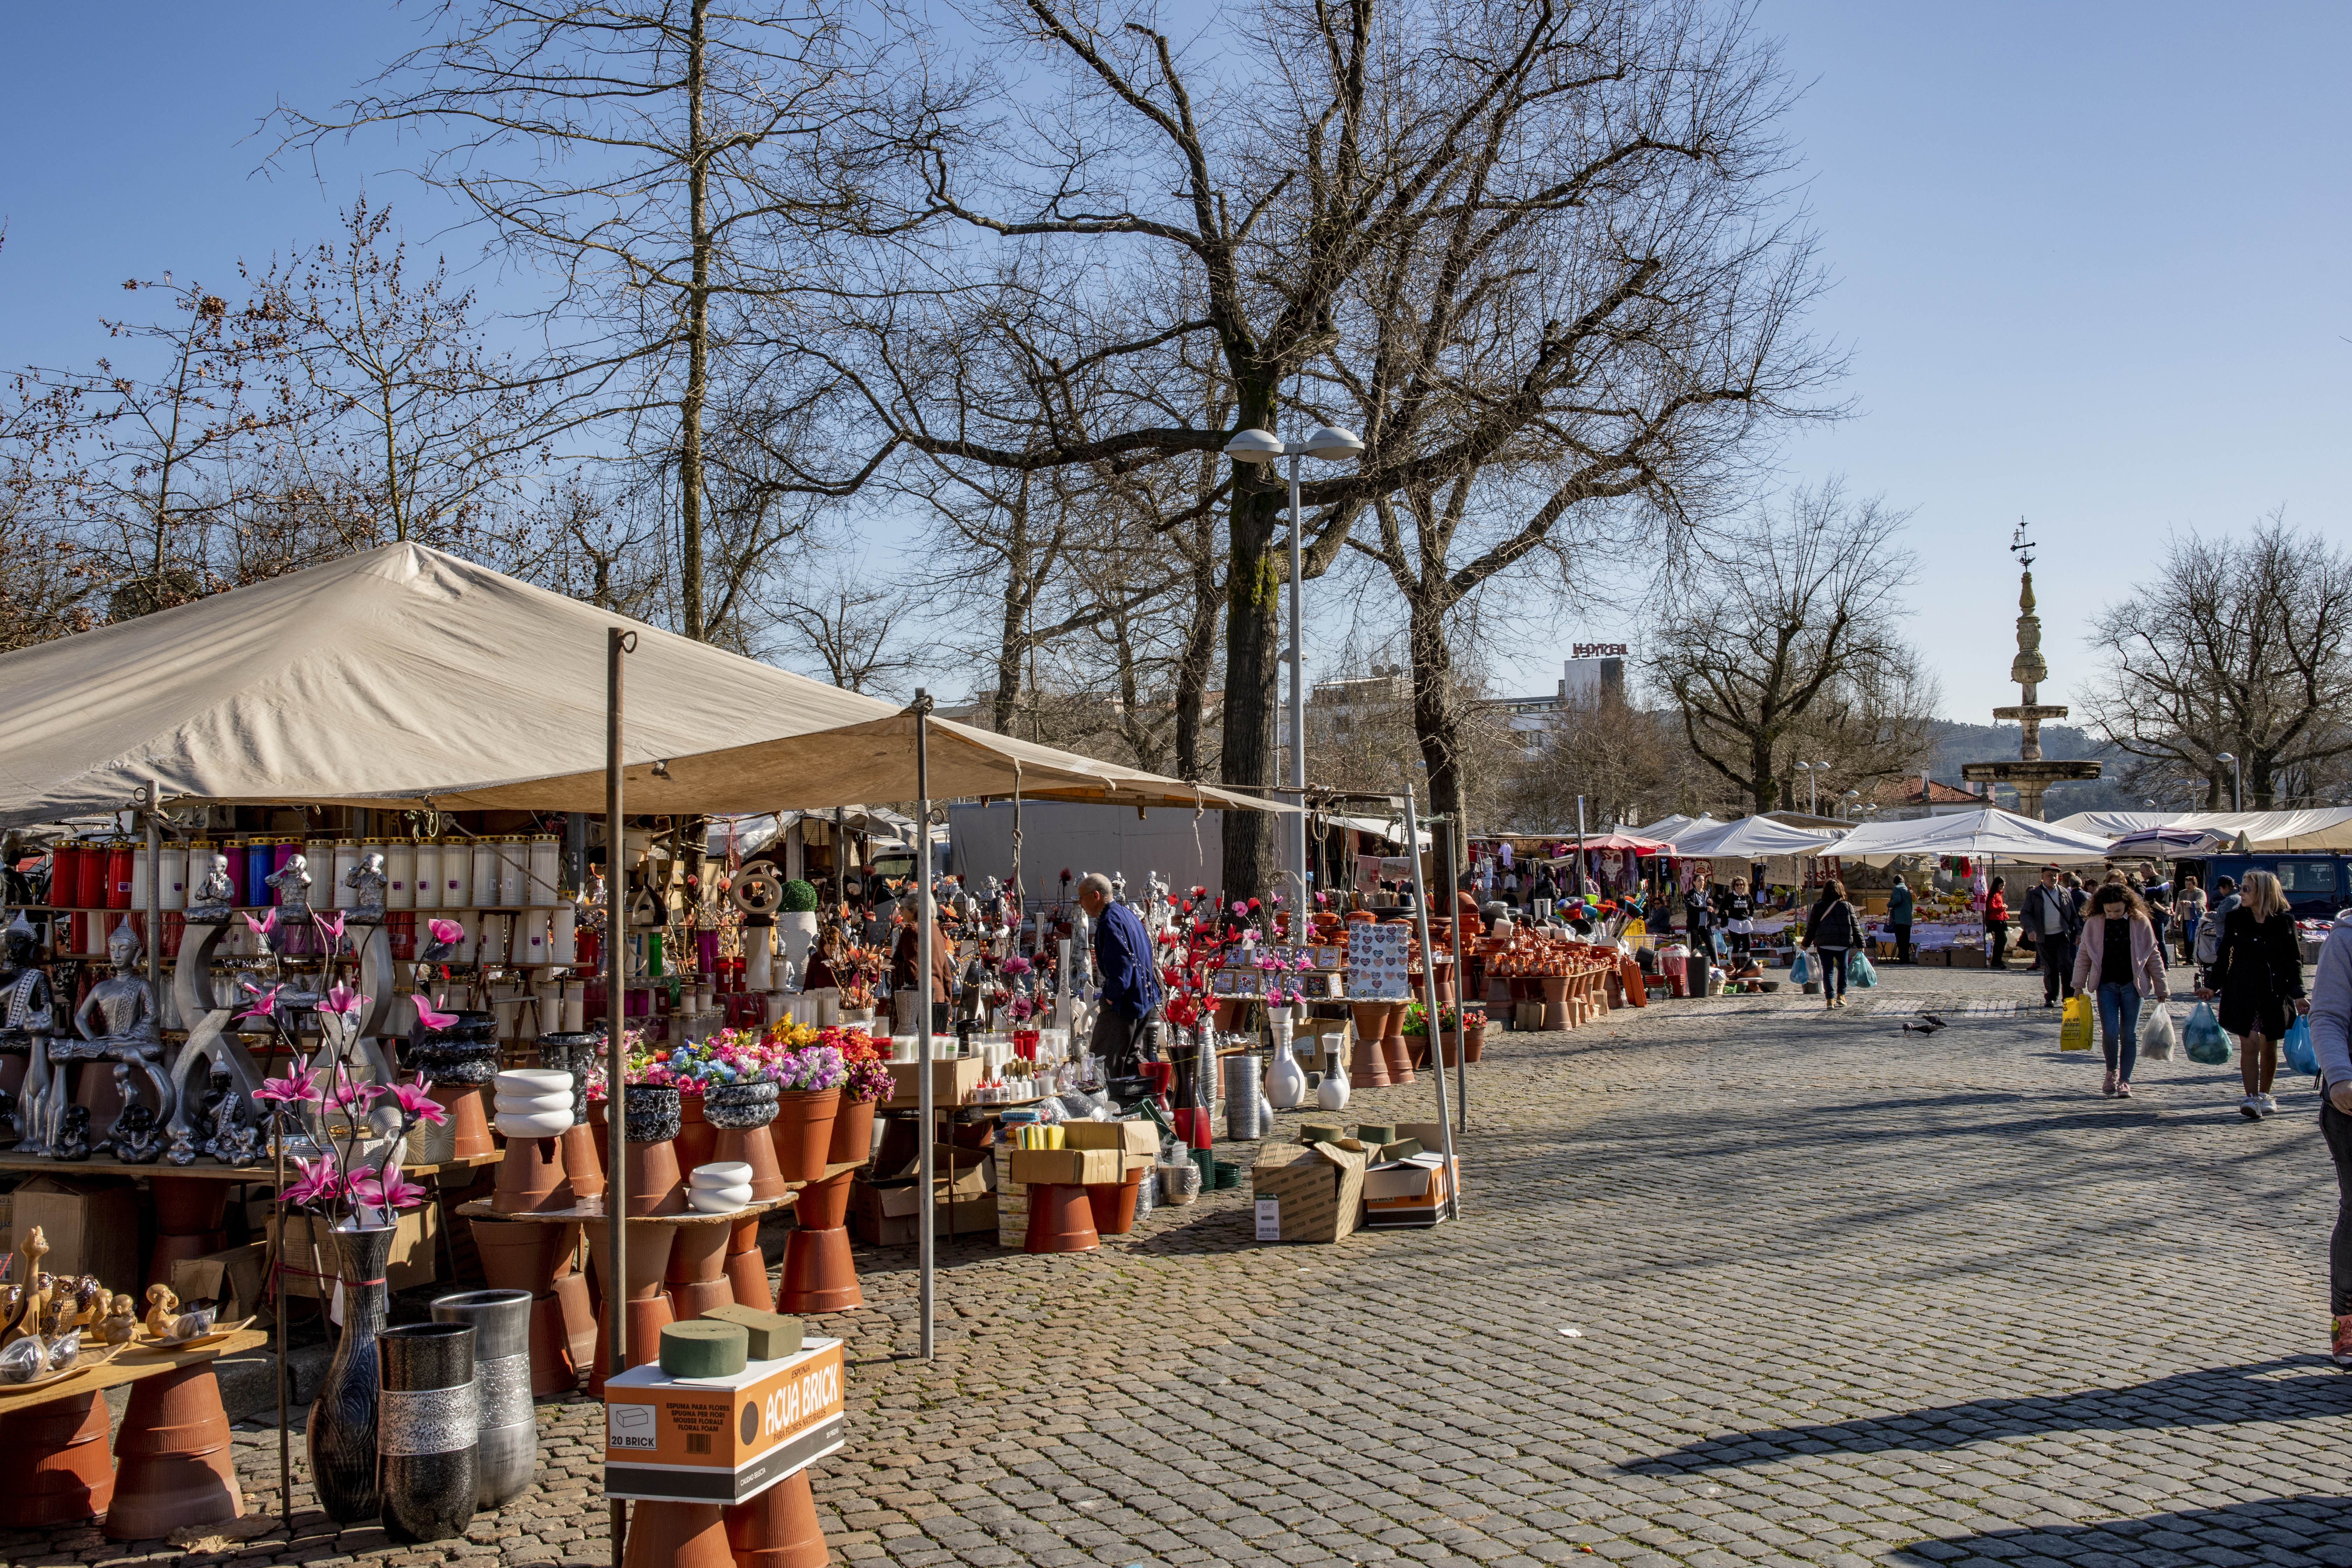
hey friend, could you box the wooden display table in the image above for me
[0,1149,504,1180]
[0,1328,267,1536]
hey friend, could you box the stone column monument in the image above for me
[1962,524,2101,819]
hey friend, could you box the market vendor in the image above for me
[1078,871,1160,1076]
[890,901,957,1035]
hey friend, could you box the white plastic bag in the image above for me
[2139,1006,2177,1063]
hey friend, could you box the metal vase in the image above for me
[1223,1052,1265,1140]
[377,1322,479,1543]
[430,1289,536,1509]
[306,1222,393,1523]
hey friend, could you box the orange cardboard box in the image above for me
[604,1337,847,1504]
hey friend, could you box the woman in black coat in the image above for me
[2197,869,2309,1120]
[1804,878,1865,1011]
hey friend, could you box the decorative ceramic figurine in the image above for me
[144,1283,180,1342]
[70,1276,103,1325]
[50,1104,90,1160]
[188,853,237,921]
[0,914,55,1150]
[266,853,315,923]
[346,853,389,925]
[110,1090,165,1164]
[203,1076,266,1167]
[100,1294,139,1345]
[47,922,173,1146]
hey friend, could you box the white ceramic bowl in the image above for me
[686,1184,752,1213]
[689,1161,754,1189]
[494,1088,574,1116]
[497,1069,573,1096]
[494,1109,574,1140]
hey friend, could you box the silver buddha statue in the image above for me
[345,851,388,926]
[265,853,314,923]
[44,922,174,1154]
[187,853,237,922]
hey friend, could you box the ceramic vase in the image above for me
[430,1289,537,1509]
[704,1080,785,1200]
[767,1086,841,1183]
[826,1097,876,1166]
[377,1322,478,1544]
[1263,1020,1306,1110]
[307,1222,394,1524]
[621,1086,687,1216]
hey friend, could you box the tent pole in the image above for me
[1403,790,1458,1218]
[915,691,936,1363]
[1440,813,1466,1134]
[606,625,633,1568]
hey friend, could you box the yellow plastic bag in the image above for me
[2060,994,2094,1051]
[1622,918,1647,939]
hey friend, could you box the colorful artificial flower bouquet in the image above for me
[245,984,446,1229]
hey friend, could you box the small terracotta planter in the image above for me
[586,1221,677,1395]
[795,1167,855,1230]
[550,1270,597,1378]
[768,1087,841,1183]
[826,1098,876,1166]
[724,1213,773,1313]
[1540,974,1570,1030]
[625,1499,736,1568]
[1382,1004,1415,1084]
[492,1135,575,1214]
[1022,1182,1100,1254]
[664,1221,734,1320]
[622,1139,687,1216]
[0,1389,114,1526]
[1348,1004,1392,1088]
[779,1224,862,1311]
[724,1466,829,1568]
[429,1083,496,1158]
[470,1214,572,1294]
[529,1289,583,1396]
[712,1124,786,1202]
[1085,1168,1143,1236]
[672,1096,720,1173]
[106,1362,240,1539]
[561,1121,606,1196]
[1463,1025,1485,1062]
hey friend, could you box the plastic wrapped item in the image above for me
[1158,1161,1202,1206]
[0,1334,46,1383]
[44,1327,83,1371]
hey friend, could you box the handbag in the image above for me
[2138,1006,2178,1062]
[2059,994,2094,1051]
[2182,1001,2230,1065]
[2284,1015,2319,1078]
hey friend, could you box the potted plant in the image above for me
[763,1022,846,1182]
[777,879,820,981]
[824,1027,888,1164]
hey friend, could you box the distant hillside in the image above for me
[1916,720,2141,816]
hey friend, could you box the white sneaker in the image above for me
[2261,1094,2280,1117]
[2240,1095,2264,1120]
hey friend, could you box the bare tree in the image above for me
[1650,482,1934,813]
[773,567,933,695]
[2080,515,2352,808]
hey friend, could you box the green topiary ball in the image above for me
[780,878,819,913]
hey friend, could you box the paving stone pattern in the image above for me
[10,961,2349,1568]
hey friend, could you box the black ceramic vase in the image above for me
[702,1078,780,1130]
[377,1321,479,1543]
[307,1222,394,1523]
[430,1289,536,1508]
[624,1084,681,1143]
[407,1011,501,1084]
[535,1032,601,1123]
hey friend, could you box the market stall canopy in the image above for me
[1637,813,1720,842]
[2105,825,2234,859]
[1545,831,1672,857]
[2050,808,2352,853]
[0,543,1285,824]
[1672,816,1840,859]
[1821,807,2114,867]
[1322,813,1432,851]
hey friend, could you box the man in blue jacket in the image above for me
[1078,872,1160,1076]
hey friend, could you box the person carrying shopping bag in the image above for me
[2070,882,2170,1099]
[1804,878,1865,1011]
[2306,902,2352,1365]
[2197,869,2308,1120]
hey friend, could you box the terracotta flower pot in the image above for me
[1348,1004,1392,1088]
[492,1134,575,1214]
[1463,1025,1485,1062]
[778,1224,862,1311]
[767,1086,841,1184]
[664,1220,735,1320]
[826,1098,876,1166]
[622,1138,687,1217]
[586,1221,677,1395]
[550,1270,597,1381]
[429,1083,496,1159]
[1381,1004,1415,1084]
[712,1124,787,1202]
[625,1499,736,1568]
[1540,974,1570,1030]
[107,1362,241,1540]
[723,1213,773,1313]
[672,1095,719,1174]
[0,1389,114,1526]
[1022,1182,1100,1254]
[470,1214,572,1294]
[561,1121,606,1196]
[795,1167,856,1230]
[724,1466,829,1568]
[1085,1168,1143,1236]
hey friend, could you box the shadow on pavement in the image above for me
[1885,1496,2352,1567]
[1626,1358,2351,1472]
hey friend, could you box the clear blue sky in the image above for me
[4,1,2347,724]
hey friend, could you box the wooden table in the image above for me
[0,1328,267,1536]
[0,1149,503,1180]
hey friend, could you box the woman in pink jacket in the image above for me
[2072,882,2171,1097]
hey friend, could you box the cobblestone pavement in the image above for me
[13,959,2351,1568]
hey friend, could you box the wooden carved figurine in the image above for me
[100,1293,139,1345]
[144,1282,180,1342]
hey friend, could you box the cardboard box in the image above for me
[884,1057,983,1110]
[13,1175,141,1296]
[272,1204,440,1296]
[872,1146,991,1216]
[854,1194,996,1245]
[1007,1146,1124,1186]
[1062,1120,1158,1157]
[171,1240,270,1323]
[605,1337,847,1504]
[1363,1154,1456,1228]
[1249,1142,1367,1244]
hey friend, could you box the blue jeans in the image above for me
[2096,981,2141,1079]
[1818,947,1850,1000]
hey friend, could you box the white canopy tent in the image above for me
[1672,815,1841,859]
[1637,812,1721,843]
[1822,807,2115,867]
[2050,808,2352,853]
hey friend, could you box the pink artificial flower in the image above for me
[1230,901,1246,916]
[427,917,463,945]
[280,1156,342,1208]
[413,994,458,1031]
[236,981,284,1027]
[385,1078,449,1126]
[327,1076,385,1117]
[244,908,277,938]
[254,1061,323,1105]
[320,982,367,1015]
[347,1168,432,1210]
[315,911,346,945]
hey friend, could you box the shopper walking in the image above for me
[2021,866,2082,1007]
[1077,871,1161,1077]
[1722,876,1757,959]
[1986,876,2011,968]
[1804,878,1865,1011]
[2071,882,2170,1098]
[2194,876,2238,971]
[2143,876,2174,967]
[1888,875,1915,965]
[2307,903,2352,1364]
[889,902,957,1035]
[2197,869,2307,1120]
[2176,876,2207,965]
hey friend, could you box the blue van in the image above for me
[2192,854,2351,922]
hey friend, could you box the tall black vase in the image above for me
[377,1322,480,1543]
[307,1222,395,1523]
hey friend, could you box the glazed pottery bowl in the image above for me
[493,1088,573,1116]
[687,1184,752,1213]
[496,1069,572,1097]
[689,1161,754,1189]
[493,1109,573,1140]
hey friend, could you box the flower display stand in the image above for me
[724,1469,831,1568]
[0,1388,114,1526]
[778,1161,868,1314]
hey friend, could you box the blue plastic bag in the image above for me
[1850,951,1878,988]
[2183,1001,2230,1065]
[2284,1015,2318,1077]
[1789,950,1813,986]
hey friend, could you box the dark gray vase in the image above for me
[703,1078,779,1130]
[535,1032,601,1124]
[409,1011,501,1085]
[377,1321,479,1543]
[430,1289,537,1508]
[624,1084,680,1143]
[307,1222,394,1523]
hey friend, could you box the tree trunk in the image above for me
[1172,512,1220,780]
[679,0,712,641]
[2250,755,2277,811]
[1219,478,1283,899]
[1750,740,1779,814]
[990,495,1028,734]
[1408,598,1461,820]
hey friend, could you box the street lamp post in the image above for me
[1224,421,1366,906]
[2215,752,2242,812]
